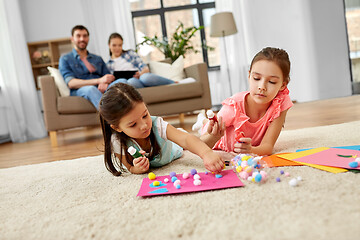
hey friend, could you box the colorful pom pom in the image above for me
[244,166,252,174]
[289,178,298,187]
[349,161,359,168]
[148,172,156,180]
[193,179,202,186]
[260,170,267,180]
[194,174,201,180]
[239,171,249,180]
[173,179,181,187]
[254,173,262,183]
[241,161,248,168]
[182,172,190,179]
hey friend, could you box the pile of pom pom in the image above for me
[230,154,268,183]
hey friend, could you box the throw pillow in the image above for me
[149,55,186,81]
[47,67,70,97]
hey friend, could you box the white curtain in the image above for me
[81,0,135,62]
[0,0,46,143]
[214,0,250,99]
[214,0,352,102]
[112,0,136,49]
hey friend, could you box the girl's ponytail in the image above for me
[100,115,123,176]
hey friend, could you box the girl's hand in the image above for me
[202,150,224,174]
[132,156,150,173]
[206,116,225,138]
[233,137,252,153]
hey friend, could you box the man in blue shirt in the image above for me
[59,25,124,109]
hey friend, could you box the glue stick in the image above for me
[206,110,218,122]
[127,146,142,158]
[237,132,245,143]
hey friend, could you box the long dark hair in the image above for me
[99,83,160,176]
[108,32,129,57]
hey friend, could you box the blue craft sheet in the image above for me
[332,145,360,151]
[296,145,360,152]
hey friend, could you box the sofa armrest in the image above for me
[184,62,208,83]
[39,75,58,114]
[184,63,212,107]
[39,75,60,131]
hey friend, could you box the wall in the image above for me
[19,0,85,42]
[239,0,352,103]
[307,0,352,100]
[19,0,115,59]
[19,0,134,64]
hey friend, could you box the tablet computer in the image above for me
[113,70,137,79]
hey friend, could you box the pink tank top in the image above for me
[203,88,293,152]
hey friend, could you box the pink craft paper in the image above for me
[137,169,244,197]
[291,148,360,170]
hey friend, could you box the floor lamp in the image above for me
[210,12,238,96]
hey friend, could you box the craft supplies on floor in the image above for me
[137,169,244,197]
[229,153,269,183]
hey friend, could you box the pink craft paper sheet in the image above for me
[137,169,244,197]
[293,148,360,170]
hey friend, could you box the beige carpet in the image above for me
[1,121,360,240]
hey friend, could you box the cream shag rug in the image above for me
[1,121,360,240]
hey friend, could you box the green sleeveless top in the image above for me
[125,116,183,167]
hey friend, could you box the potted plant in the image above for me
[137,21,214,62]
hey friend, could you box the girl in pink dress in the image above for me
[198,47,293,156]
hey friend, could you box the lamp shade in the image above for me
[210,12,238,37]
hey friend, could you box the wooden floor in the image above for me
[0,95,359,169]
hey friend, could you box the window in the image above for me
[130,0,219,68]
[344,0,360,93]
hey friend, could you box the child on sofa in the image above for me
[194,47,293,156]
[99,83,224,176]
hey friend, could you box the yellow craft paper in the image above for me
[278,147,329,160]
[277,147,348,173]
